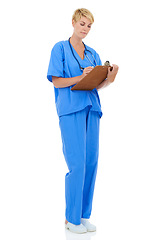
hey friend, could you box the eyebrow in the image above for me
[80,21,92,25]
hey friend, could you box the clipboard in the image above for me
[71,65,113,91]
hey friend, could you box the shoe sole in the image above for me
[87,228,96,232]
[65,224,87,234]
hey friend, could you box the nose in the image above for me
[83,25,89,32]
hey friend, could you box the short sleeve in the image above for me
[95,52,102,66]
[47,42,64,82]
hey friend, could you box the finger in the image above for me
[86,66,93,70]
[85,69,92,73]
[87,70,93,73]
[112,64,119,69]
[108,66,112,72]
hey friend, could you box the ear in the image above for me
[72,19,75,27]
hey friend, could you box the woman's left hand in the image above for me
[96,64,119,91]
[107,64,119,83]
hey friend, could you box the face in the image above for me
[72,16,92,39]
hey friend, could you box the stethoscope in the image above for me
[68,37,98,71]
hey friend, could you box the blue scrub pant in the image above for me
[59,106,100,225]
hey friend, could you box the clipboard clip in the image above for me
[104,61,113,71]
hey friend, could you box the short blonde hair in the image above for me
[72,8,94,24]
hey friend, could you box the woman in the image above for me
[47,8,119,234]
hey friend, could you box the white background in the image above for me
[0,0,160,239]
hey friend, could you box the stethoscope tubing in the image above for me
[68,37,97,70]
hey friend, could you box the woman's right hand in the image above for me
[81,66,94,79]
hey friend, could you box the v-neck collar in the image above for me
[69,40,85,61]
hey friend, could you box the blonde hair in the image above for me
[72,8,94,24]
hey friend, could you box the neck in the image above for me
[70,34,83,47]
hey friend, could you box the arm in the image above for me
[96,78,111,91]
[52,66,93,88]
[52,75,82,88]
[96,64,119,91]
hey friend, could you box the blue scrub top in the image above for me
[47,39,103,118]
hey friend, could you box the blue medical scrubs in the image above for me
[47,39,103,225]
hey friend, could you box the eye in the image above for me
[80,23,85,26]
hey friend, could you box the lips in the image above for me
[81,32,87,35]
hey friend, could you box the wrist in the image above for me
[79,74,84,81]
[107,75,115,83]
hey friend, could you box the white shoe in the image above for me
[65,222,87,234]
[81,218,96,232]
